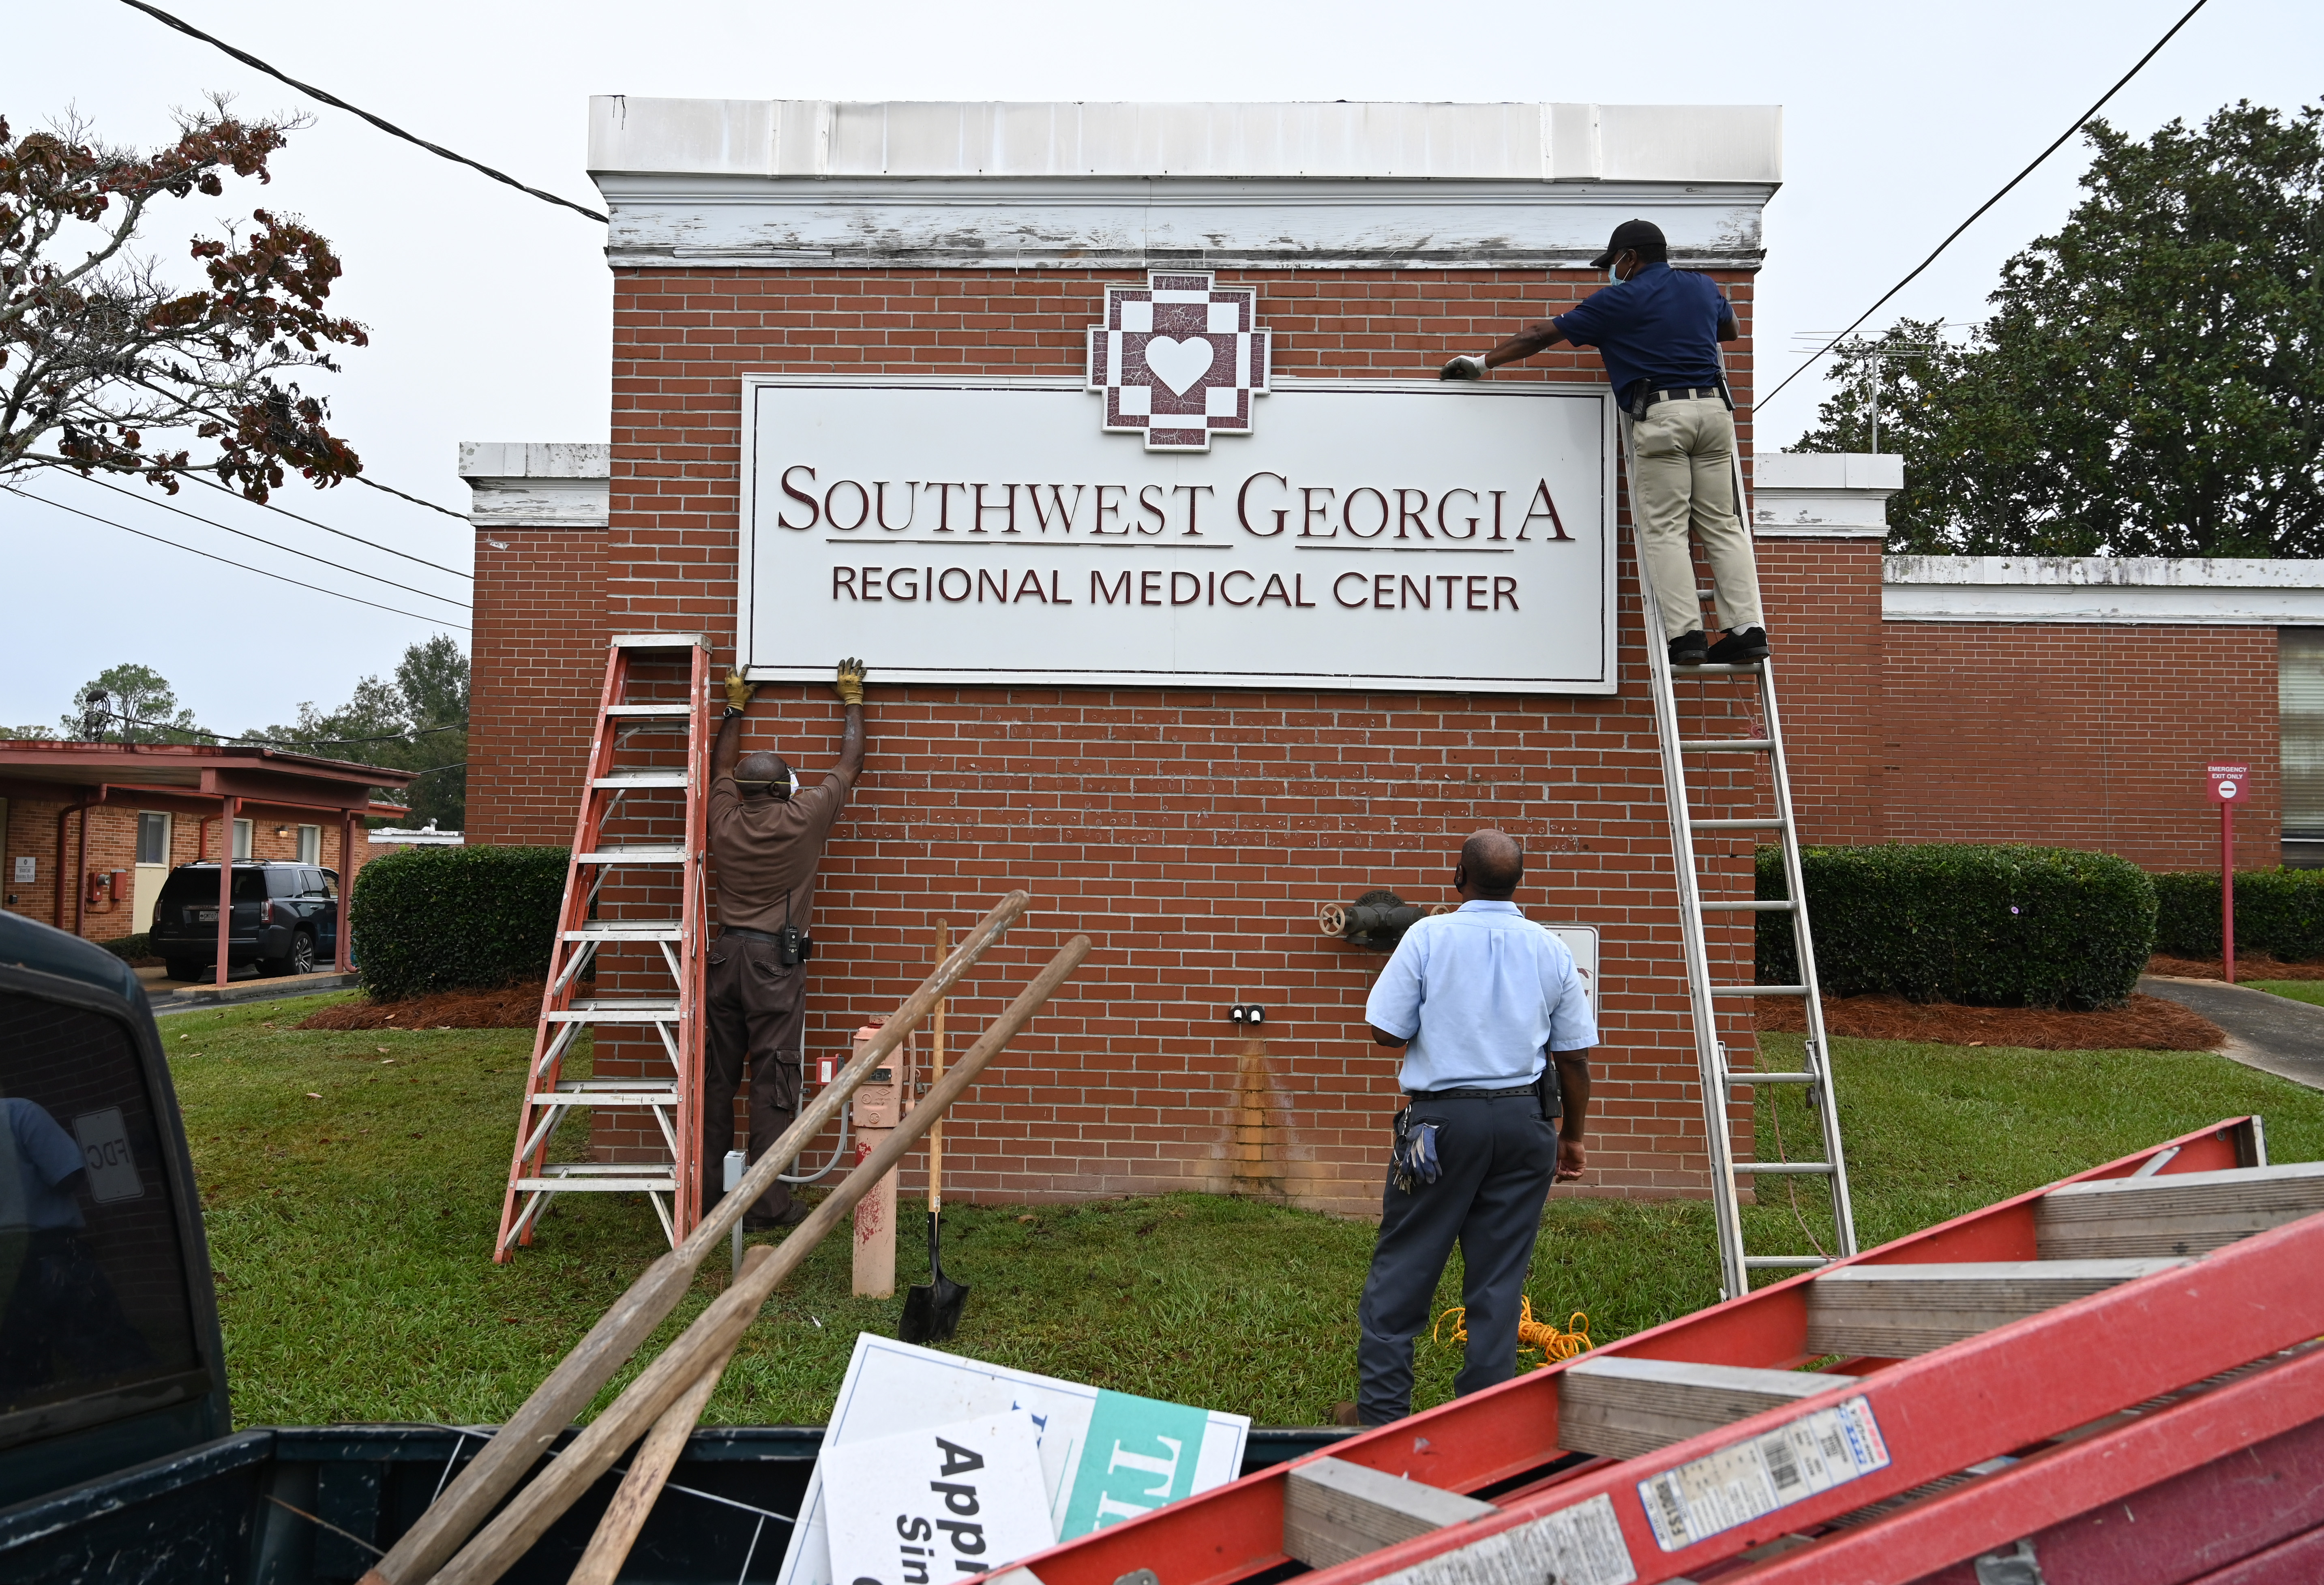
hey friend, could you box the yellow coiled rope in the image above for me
[1432,1298,1592,1366]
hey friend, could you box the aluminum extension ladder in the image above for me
[971,1117,2321,1585]
[495,633,710,1261]
[1626,429,1856,1299]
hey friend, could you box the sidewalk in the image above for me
[140,964,358,1016]
[2139,974,2324,1092]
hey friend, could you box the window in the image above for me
[230,819,252,860]
[135,813,169,866]
[2283,629,2324,868]
[0,989,204,1444]
[296,825,320,866]
[317,870,338,900]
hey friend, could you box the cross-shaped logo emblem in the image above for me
[1087,272,1272,452]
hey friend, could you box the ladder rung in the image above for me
[1712,984,1807,996]
[539,1083,678,1105]
[1728,1071,1820,1085]
[1693,818,1784,830]
[592,770,689,788]
[1700,900,1794,912]
[1735,1161,1836,1176]
[1677,739,1774,752]
[544,997,679,1023]
[1743,1255,1833,1269]
[514,1172,677,1192]
[605,703,691,716]
[564,921,684,940]
[577,845,686,865]
[1670,662,1764,674]
[609,632,708,650]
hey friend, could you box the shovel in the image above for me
[900,923,970,1343]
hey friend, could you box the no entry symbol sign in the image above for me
[2209,763,2249,802]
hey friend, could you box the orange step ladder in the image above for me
[495,633,710,1260]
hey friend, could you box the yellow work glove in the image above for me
[833,657,867,708]
[722,668,755,715]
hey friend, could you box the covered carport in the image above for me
[0,742,414,984]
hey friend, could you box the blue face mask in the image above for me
[1606,258,1625,284]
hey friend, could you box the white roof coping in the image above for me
[458,443,610,481]
[1756,453,1904,492]
[585,98,1783,184]
[459,443,610,530]
[1884,556,2324,626]
[368,827,465,845]
[1752,452,1901,538]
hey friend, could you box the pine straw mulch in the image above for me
[295,982,544,1031]
[1758,991,2224,1051]
[2147,953,2324,982]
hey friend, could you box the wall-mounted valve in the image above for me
[1317,890,1452,952]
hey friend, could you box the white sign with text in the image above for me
[740,377,1617,694]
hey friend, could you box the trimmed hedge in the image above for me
[349,845,569,1000]
[99,934,151,963]
[1757,844,2156,1009]
[2153,868,2324,961]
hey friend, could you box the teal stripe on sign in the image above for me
[1059,1389,1212,1539]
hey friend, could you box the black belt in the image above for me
[1622,381,1733,416]
[1404,1083,1539,1100]
[720,926,782,942]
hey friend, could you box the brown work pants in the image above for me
[703,933,807,1223]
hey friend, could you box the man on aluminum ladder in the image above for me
[1441,217,1767,668]
[703,658,868,1229]
[1341,829,1597,1427]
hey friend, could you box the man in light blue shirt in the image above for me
[1351,830,1596,1426]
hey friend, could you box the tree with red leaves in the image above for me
[0,99,367,501]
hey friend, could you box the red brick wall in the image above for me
[523,266,1766,1215]
[469,529,608,847]
[1878,622,2279,869]
[1755,538,1886,847]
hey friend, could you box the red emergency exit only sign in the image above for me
[2209,764,2250,802]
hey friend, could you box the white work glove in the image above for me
[1439,354,1493,382]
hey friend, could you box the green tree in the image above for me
[242,633,467,829]
[61,662,203,741]
[1794,101,2324,556]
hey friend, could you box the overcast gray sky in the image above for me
[2,0,2313,734]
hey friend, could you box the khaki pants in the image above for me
[1625,397,1762,641]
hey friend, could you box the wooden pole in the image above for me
[426,935,1092,1585]
[565,1244,774,1585]
[358,890,1032,1585]
[931,922,949,1218]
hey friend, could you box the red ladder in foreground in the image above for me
[495,633,710,1260]
[980,1116,2324,1585]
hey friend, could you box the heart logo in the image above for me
[1142,335,1215,397]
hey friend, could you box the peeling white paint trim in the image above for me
[1883,556,2324,625]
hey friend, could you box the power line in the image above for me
[116,0,609,225]
[1757,0,2211,414]
[354,475,472,522]
[1,485,468,629]
[173,472,470,579]
[60,470,469,608]
[88,706,462,750]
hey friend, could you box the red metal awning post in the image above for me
[214,795,237,987]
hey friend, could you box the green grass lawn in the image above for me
[166,996,2324,1430]
[2249,979,2324,1008]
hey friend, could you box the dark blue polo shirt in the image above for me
[1553,262,1737,403]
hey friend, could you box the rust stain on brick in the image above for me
[1228,1039,1286,1203]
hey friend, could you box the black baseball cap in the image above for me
[1590,219,1667,269]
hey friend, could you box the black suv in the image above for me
[148,861,340,980]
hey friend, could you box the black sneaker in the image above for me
[1668,631,1710,667]
[1706,626,1771,664]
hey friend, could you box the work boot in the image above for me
[1707,626,1771,664]
[744,1201,810,1232]
[1668,631,1710,667]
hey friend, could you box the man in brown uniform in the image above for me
[704,658,867,1228]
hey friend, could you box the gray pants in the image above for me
[1356,1094,1559,1426]
[1627,397,1763,640]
